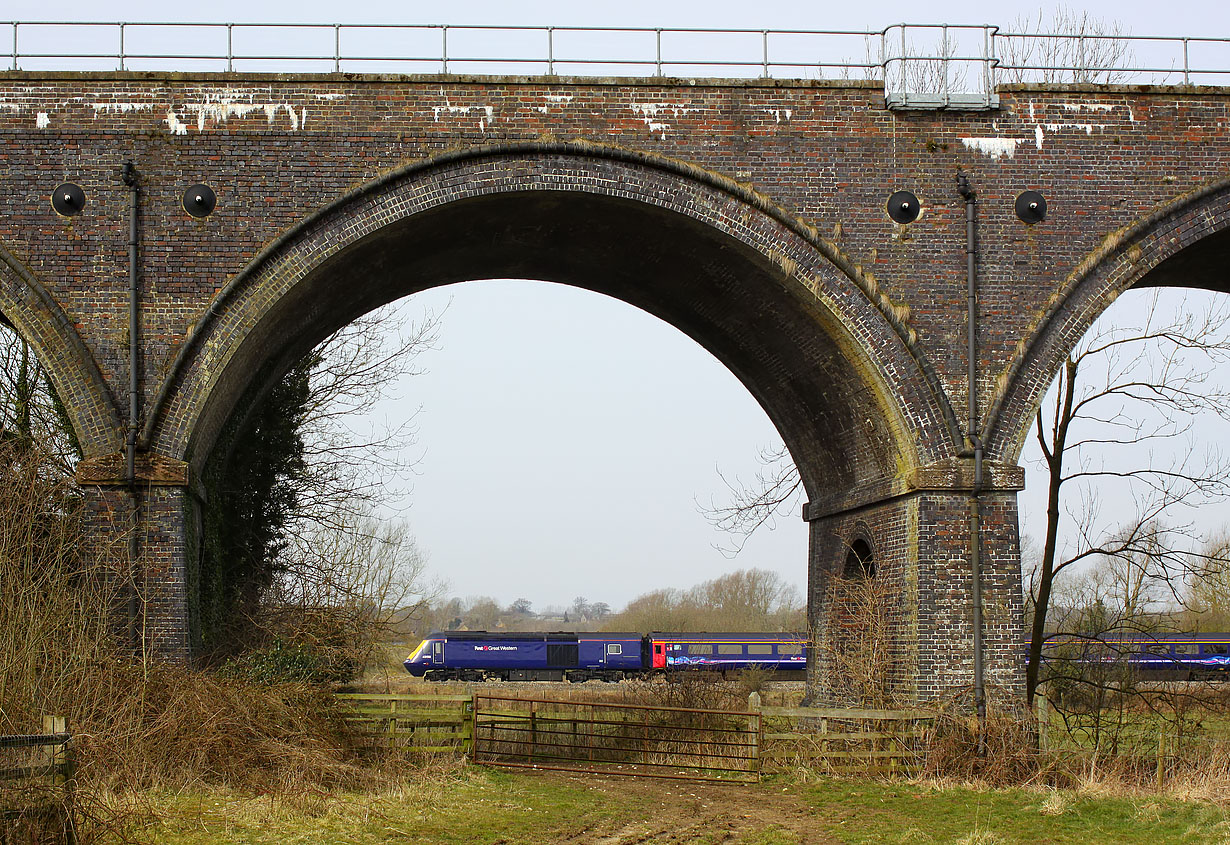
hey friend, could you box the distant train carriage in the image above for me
[1044,633,1230,680]
[649,632,808,675]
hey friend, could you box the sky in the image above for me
[7,0,1229,610]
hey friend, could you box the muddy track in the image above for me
[530,773,841,844]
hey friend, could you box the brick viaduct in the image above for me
[1,70,1228,703]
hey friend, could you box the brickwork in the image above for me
[3,71,1229,699]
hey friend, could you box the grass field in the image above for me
[126,767,1229,844]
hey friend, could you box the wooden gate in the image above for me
[336,693,473,754]
[472,693,760,782]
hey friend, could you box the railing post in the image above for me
[334,23,340,73]
[441,25,448,74]
[762,29,769,78]
[900,24,908,104]
[547,26,554,75]
[941,24,950,107]
[1183,38,1190,85]
[12,22,18,71]
[985,26,995,102]
[226,23,233,72]
[655,28,662,77]
[118,22,125,71]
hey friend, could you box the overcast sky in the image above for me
[8,0,1229,609]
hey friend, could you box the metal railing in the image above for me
[3,21,1230,108]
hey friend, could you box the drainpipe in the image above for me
[958,172,987,754]
[122,161,141,654]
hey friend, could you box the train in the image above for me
[402,631,808,681]
[1043,632,1230,680]
[403,630,1230,683]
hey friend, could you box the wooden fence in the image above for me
[336,693,473,754]
[335,692,935,780]
[1,716,75,845]
[757,701,934,776]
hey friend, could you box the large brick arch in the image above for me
[0,240,123,456]
[985,177,1230,464]
[144,144,961,500]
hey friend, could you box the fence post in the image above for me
[41,715,68,784]
[1156,724,1165,789]
[1037,694,1049,752]
[747,692,762,771]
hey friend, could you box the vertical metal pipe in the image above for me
[958,172,987,753]
[122,161,141,654]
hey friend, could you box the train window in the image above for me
[1205,644,1229,655]
[1145,644,1170,656]
[747,644,774,655]
[1174,644,1197,654]
[718,644,743,655]
[607,644,622,655]
[688,644,713,655]
[779,644,803,655]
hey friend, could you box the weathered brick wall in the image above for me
[3,71,1227,698]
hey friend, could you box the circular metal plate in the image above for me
[1015,190,1047,223]
[51,183,86,217]
[183,184,217,218]
[887,190,920,224]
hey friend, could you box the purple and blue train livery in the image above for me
[404,631,808,681]
[1045,633,1230,680]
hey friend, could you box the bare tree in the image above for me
[1026,290,1230,704]
[0,319,81,478]
[997,7,1133,85]
[605,568,804,633]
[285,304,441,542]
[1184,529,1230,630]
[704,444,803,557]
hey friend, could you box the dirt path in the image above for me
[532,773,843,844]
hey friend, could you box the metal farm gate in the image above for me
[471,693,761,782]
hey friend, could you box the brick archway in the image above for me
[145,144,960,503]
[0,240,123,457]
[985,178,1230,463]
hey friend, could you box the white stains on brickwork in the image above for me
[36,111,49,128]
[535,94,573,114]
[1061,102,1114,112]
[159,90,308,134]
[91,102,154,116]
[960,137,1023,160]
[165,110,189,135]
[313,92,346,100]
[433,95,496,130]
[770,108,793,123]
[630,102,692,140]
[1044,122,1095,135]
[261,103,304,130]
[1035,124,1044,149]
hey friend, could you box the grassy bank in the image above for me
[122,768,1229,844]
